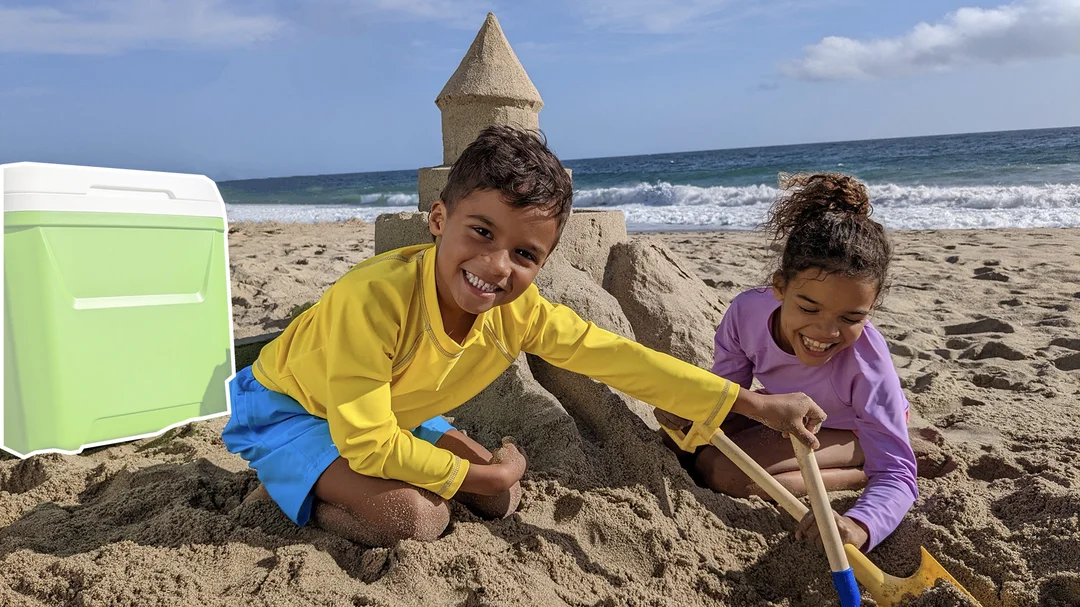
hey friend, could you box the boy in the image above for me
[222,125,827,547]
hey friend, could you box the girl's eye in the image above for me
[841,316,862,325]
[517,250,537,263]
[472,227,492,238]
[798,306,817,314]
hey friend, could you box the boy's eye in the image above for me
[472,227,492,238]
[517,249,537,262]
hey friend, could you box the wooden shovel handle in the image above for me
[790,436,850,573]
[709,431,809,520]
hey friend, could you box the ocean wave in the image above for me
[573,182,1080,210]
[225,182,1080,230]
[571,181,1080,230]
[225,204,405,223]
[358,192,418,206]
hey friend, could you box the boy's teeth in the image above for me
[465,270,498,293]
[801,335,834,352]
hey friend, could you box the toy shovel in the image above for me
[789,434,861,607]
[662,420,981,606]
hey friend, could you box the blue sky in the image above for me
[1,0,1078,181]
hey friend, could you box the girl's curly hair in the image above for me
[763,172,891,300]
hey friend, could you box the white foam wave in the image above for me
[225,182,1080,230]
[226,204,404,223]
[358,192,417,206]
[574,182,1080,230]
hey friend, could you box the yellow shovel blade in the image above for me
[660,422,982,606]
[845,544,981,606]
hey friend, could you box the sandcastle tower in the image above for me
[418,12,546,212]
[375,12,590,253]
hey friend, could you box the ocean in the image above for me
[219,126,1080,231]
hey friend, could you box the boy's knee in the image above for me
[316,491,449,546]
[391,490,451,542]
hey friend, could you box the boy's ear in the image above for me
[428,200,447,237]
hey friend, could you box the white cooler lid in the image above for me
[2,161,227,219]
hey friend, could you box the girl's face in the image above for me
[772,269,879,367]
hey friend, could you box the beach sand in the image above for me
[2,222,1078,607]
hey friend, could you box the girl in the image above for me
[660,172,918,553]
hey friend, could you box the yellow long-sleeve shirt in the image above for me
[253,243,739,499]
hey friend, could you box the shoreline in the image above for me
[226,216,1080,234]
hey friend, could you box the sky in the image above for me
[1,0,1078,181]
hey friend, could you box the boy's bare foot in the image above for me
[243,483,271,504]
[456,482,522,519]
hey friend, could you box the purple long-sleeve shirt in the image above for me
[712,288,918,551]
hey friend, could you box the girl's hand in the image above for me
[795,509,869,552]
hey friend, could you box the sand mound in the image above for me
[2,225,1079,607]
[604,238,727,369]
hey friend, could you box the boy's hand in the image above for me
[459,439,527,496]
[733,390,826,449]
[795,509,869,552]
[490,439,527,489]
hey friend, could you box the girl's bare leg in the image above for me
[694,419,867,499]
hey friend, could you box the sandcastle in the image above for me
[372,13,730,474]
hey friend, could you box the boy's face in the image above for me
[429,188,561,322]
[772,269,878,367]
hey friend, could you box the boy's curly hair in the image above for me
[763,172,891,300]
[440,125,574,231]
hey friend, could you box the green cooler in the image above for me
[2,162,235,457]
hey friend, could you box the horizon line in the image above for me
[216,124,1079,185]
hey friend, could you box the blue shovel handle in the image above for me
[832,568,862,607]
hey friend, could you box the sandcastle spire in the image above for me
[416,12,551,211]
[435,12,543,165]
[437,13,542,107]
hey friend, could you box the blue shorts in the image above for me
[221,366,456,526]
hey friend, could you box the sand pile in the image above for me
[2,224,1079,607]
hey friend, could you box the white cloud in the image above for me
[782,0,1080,81]
[0,0,286,55]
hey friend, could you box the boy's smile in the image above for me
[428,188,561,340]
[771,270,878,367]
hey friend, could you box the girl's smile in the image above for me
[772,270,879,367]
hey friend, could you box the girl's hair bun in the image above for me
[777,172,872,219]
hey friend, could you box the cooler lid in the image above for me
[2,162,227,218]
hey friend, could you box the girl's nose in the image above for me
[818,319,841,338]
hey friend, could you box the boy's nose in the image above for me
[486,250,512,277]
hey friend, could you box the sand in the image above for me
[2,222,1079,607]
